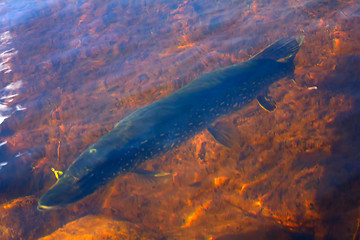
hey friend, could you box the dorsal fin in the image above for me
[250,36,304,62]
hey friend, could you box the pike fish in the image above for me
[38,36,304,210]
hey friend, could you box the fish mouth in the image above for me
[37,202,59,211]
[37,191,63,211]
[37,173,81,211]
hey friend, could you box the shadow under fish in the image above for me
[38,36,305,210]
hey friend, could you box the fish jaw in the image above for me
[37,203,59,211]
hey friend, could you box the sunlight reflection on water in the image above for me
[0,31,17,74]
[0,80,25,125]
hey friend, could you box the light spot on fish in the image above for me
[89,148,97,154]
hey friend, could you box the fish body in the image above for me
[38,36,304,210]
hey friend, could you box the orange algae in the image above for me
[182,200,212,228]
[214,177,229,187]
[39,215,161,240]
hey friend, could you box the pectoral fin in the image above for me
[131,169,172,184]
[133,169,171,177]
[207,121,242,148]
[257,94,276,112]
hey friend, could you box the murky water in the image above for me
[0,0,359,239]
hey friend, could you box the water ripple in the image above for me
[0,80,25,126]
[0,31,18,74]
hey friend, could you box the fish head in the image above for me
[38,145,119,210]
[37,172,93,210]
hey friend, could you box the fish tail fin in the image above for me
[250,36,304,62]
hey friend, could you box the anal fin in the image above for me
[207,121,242,148]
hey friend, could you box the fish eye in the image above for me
[89,148,97,154]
